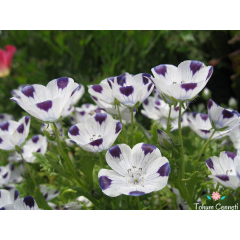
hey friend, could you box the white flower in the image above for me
[229,125,240,151]
[0,113,14,123]
[111,73,154,107]
[41,121,63,137]
[98,143,170,197]
[206,151,240,189]
[170,187,189,210]
[88,73,129,115]
[68,113,122,152]
[208,99,240,131]
[0,189,19,209]
[0,165,11,187]
[187,112,229,139]
[10,77,81,122]
[39,185,59,202]
[9,135,48,163]
[70,84,84,105]
[11,84,29,99]
[73,104,98,124]
[62,196,92,210]
[1,195,39,210]
[0,116,30,150]
[151,60,213,102]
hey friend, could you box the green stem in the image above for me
[19,150,37,187]
[215,183,220,192]
[137,196,141,210]
[131,107,134,148]
[178,102,185,180]
[117,105,126,142]
[196,130,216,165]
[166,105,172,133]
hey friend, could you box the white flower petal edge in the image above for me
[39,185,59,202]
[68,113,122,152]
[206,151,240,189]
[98,143,170,197]
[0,189,19,209]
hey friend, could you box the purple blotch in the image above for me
[115,122,122,134]
[157,162,171,176]
[129,191,145,196]
[155,100,161,106]
[144,99,149,105]
[147,83,153,92]
[0,122,9,131]
[201,130,211,134]
[200,114,208,121]
[91,95,98,101]
[57,77,69,90]
[36,100,53,112]
[44,193,48,200]
[99,176,112,190]
[25,116,30,125]
[80,111,85,116]
[225,151,237,160]
[141,143,156,155]
[94,113,107,125]
[206,67,213,81]
[216,175,229,182]
[117,76,126,86]
[208,99,213,109]
[181,83,197,92]
[142,73,151,85]
[14,190,19,201]
[17,123,24,134]
[222,110,234,119]
[0,138,3,144]
[3,172,8,179]
[36,148,41,152]
[21,85,35,98]
[23,196,35,209]
[174,106,179,111]
[32,135,39,143]
[190,61,203,75]
[206,158,214,169]
[120,86,134,97]
[90,138,103,147]
[69,125,79,136]
[71,84,82,97]
[154,65,167,77]
[109,145,122,158]
[92,85,103,93]
[107,79,112,89]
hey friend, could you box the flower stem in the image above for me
[166,105,172,133]
[131,107,134,148]
[196,130,216,166]
[178,102,185,180]
[117,105,126,142]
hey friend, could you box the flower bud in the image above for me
[202,88,211,100]
[157,129,174,150]
[229,97,237,109]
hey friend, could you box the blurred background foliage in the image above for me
[1,30,240,128]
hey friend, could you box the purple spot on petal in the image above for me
[90,138,103,147]
[141,143,156,155]
[17,123,24,134]
[208,99,213,109]
[36,148,41,152]
[155,100,161,106]
[91,95,98,101]
[36,101,53,112]
[80,111,85,116]
[117,76,126,86]
[206,67,213,81]
[192,112,198,118]
[142,73,151,85]
[0,138,3,144]
[21,85,35,98]
[226,151,237,160]
[23,196,35,209]
[69,125,79,136]
[206,158,214,169]
[94,113,107,125]
[129,191,145,196]
[99,176,112,190]
[57,77,69,90]
[216,175,229,181]
[0,121,9,131]
[144,99,149,105]
[181,83,197,92]
[157,162,171,176]
[14,190,19,201]
[201,130,211,134]
[92,85,103,93]
[109,145,122,158]
[0,114,4,119]
[71,84,82,96]
[200,114,208,121]
[107,79,112,89]
[174,106,179,111]
[154,65,167,77]
[120,86,134,97]
[115,122,122,134]
[25,116,30,125]
[179,204,184,210]
[190,61,203,75]
[32,135,39,143]
[147,83,153,92]
[44,193,48,199]
[222,110,234,119]
[3,172,8,179]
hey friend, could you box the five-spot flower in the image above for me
[0,116,30,150]
[206,151,240,189]
[98,143,170,197]
[151,60,213,102]
[0,45,16,78]
[68,113,122,152]
[10,77,81,122]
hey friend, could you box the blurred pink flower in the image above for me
[0,45,16,78]
[211,191,221,201]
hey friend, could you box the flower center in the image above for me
[89,134,102,141]
[226,169,234,175]
[126,166,144,186]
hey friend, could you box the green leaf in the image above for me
[34,188,52,210]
